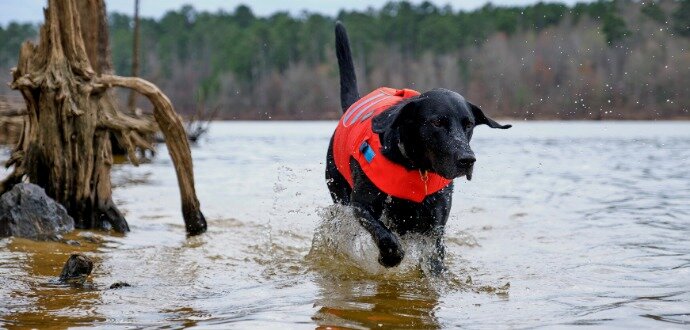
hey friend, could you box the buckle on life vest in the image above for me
[359,142,376,163]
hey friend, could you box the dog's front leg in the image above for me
[352,202,405,267]
[349,159,405,267]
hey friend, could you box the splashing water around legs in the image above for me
[309,205,445,277]
[308,204,510,296]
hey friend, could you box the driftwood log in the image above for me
[2,0,206,235]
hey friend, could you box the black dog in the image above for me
[325,22,511,272]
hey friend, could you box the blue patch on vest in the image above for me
[359,142,376,163]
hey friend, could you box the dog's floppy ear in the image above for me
[372,99,417,134]
[469,103,511,129]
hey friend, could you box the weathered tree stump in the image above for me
[2,0,206,235]
[0,96,25,145]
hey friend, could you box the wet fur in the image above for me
[326,22,510,273]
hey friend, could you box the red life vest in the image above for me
[333,87,452,203]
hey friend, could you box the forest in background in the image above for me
[1,0,688,120]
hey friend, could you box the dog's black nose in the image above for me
[457,156,476,167]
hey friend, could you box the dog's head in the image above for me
[373,88,511,180]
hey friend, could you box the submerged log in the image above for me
[2,0,206,235]
[109,281,131,289]
[59,254,93,285]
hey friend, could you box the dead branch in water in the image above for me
[126,0,140,113]
[186,99,220,143]
[97,74,206,233]
[154,98,220,144]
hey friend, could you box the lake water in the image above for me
[1,121,689,328]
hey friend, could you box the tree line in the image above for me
[1,0,688,119]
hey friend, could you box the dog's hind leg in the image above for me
[427,233,447,275]
[326,135,351,204]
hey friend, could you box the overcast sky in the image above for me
[0,0,586,25]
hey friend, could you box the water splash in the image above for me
[309,206,460,278]
[307,204,511,297]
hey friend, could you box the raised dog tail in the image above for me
[335,21,359,113]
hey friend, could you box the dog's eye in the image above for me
[462,118,473,130]
[430,119,444,128]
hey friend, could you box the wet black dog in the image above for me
[325,22,511,272]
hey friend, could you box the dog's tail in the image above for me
[335,21,359,112]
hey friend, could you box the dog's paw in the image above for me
[377,235,405,267]
[378,248,405,268]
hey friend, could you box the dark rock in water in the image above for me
[78,231,102,244]
[64,239,81,246]
[0,183,75,240]
[109,281,131,289]
[59,254,94,285]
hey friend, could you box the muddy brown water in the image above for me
[1,121,689,328]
